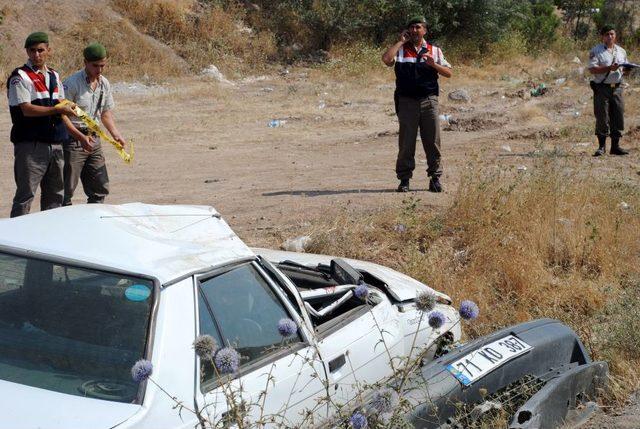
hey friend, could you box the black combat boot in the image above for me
[428,177,443,193]
[397,178,410,192]
[610,138,629,155]
[593,135,606,157]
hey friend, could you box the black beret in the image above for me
[600,24,615,35]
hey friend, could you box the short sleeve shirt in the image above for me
[63,69,114,129]
[394,41,452,68]
[7,60,65,106]
[589,43,627,84]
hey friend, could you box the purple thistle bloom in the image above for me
[349,411,368,429]
[415,292,437,312]
[355,283,370,301]
[459,300,480,320]
[193,334,218,360]
[428,311,446,329]
[277,318,298,337]
[215,347,240,374]
[131,359,153,383]
[369,388,399,414]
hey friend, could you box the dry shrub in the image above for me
[110,0,277,74]
[307,157,640,400]
[50,8,186,81]
[512,105,550,124]
[320,42,388,81]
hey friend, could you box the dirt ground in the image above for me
[1,63,638,247]
[581,393,640,429]
[1,60,639,426]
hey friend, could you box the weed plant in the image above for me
[306,156,640,402]
[130,298,475,428]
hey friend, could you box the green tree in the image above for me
[249,0,562,54]
[593,0,639,42]
[519,0,561,48]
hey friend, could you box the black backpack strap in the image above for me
[93,81,104,119]
[48,70,57,103]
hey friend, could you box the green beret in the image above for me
[407,15,427,28]
[24,32,49,48]
[600,24,615,35]
[83,43,107,61]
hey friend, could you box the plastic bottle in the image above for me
[268,119,286,128]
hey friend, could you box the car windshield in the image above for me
[0,251,153,403]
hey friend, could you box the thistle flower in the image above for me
[415,292,436,312]
[215,347,240,374]
[349,412,368,429]
[459,300,480,320]
[277,318,298,337]
[355,283,370,301]
[131,359,153,383]
[428,311,446,329]
[193,334,218,360]
[369,388,399,414]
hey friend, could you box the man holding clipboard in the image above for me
[588,24,632,156]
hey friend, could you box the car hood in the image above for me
[0,380,140,429]
[253,248,452,303]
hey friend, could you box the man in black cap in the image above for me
[62,42,126,205]
[588,24,630,156]
[382,15,452,193]
[6,31,77,217]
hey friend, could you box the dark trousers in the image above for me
[63,140,109,206]
[592,83,624,138]
[396,95,442,180]
[11,142,64,218]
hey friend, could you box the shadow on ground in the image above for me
[262,188,428,197]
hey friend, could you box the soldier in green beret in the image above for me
[6,31,77,217]
[382,15,452,193]
[62,42,126,205]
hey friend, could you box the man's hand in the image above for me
[400,30,409,44]
[55,101,77,116]
[112,134,126,149]
[424,53,436,67]
[80,134,95,152]
[610,62,620,71]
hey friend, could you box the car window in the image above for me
[0,251,153,403]
[259,258,304,318]
[198,263,302,384]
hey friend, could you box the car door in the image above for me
[313,291,404,413]
[194,261,331,428]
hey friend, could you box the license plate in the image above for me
[446,335,532,386]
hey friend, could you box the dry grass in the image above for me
[109,0,277,75]
[306,155,640,402]
[54,8,187,82]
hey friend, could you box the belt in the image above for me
[593,82,621,88]
[77,127,97,136]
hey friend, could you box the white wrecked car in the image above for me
[0,203,460,428]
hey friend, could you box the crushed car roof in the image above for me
[0,203,254,284]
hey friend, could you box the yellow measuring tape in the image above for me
[60,100,134,164]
